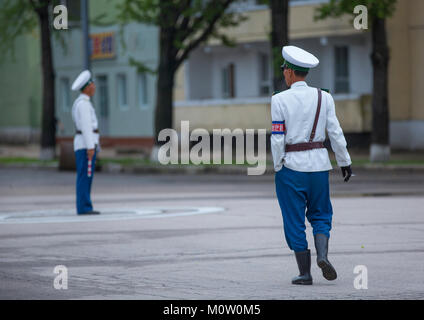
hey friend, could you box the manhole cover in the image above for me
[0,207,225,224]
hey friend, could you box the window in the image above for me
[334,46,350,93]
[138,73,148,108]
[117,74,128,109]
[97,76,109,118]
[222,63,235,98]
[259,53,271,96]
[60,78,71,112]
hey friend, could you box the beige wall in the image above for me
[174,103,271,131]
[408,0,424,120]
[387,0,411,121]
[174,96,371,134]
[290,5,355,39]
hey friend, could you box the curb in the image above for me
[92,163,424,175]
[0,163,58,170]
[2,163,424,175]
[106,163,270,175]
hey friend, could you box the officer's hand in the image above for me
[341,165,352,182]
[87,149,95,161]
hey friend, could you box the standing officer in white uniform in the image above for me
[71,70,101,215]
[271,46,352,285]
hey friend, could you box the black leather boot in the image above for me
[314,234,337,281]
[292,249,313,285]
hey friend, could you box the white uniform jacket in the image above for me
[71,94,100,152]
[271,81,352,172]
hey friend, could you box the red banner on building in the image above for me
[90,32,116,60]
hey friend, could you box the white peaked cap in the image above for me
[71,70,92,91]
[282,46,319,70]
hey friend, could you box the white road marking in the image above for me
[0,207,225,224]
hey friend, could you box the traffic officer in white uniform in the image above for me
[271,46,352,285]
[71,70,101,215]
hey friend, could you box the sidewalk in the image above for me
[1,144,424,174]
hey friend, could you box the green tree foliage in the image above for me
[117,0,247,143]
[118,0,244,69]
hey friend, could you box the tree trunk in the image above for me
[36,2,56,160]
[270,0,289,92]
[154,67,175,141]
[370,17,390,162]
[154,27,176,143]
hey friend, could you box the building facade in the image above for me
[54,0,158,149]
[2,0,423,151]
[174,0,424,150]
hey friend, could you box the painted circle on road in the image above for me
[0,206,225,224]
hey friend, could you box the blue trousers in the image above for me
[75,149,97,214]
[275,166,333,252]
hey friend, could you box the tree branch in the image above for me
[174,0,234,70]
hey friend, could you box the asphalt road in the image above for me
[0,167,423,299]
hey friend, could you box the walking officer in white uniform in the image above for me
[271,46,353,285]
[71,70,101,215]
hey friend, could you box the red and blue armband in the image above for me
[272,121,286,135]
